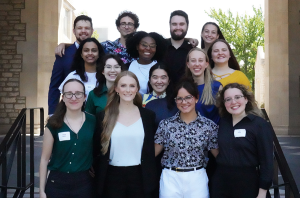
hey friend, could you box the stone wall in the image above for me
[0,0,26,129]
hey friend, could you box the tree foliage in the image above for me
[205,7,264,88]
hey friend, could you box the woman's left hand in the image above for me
[257,188,267,198]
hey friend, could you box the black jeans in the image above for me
[45,170,95,198]
[104,165,151,198]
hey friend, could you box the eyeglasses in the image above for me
[120,22,134,28]
[174,95,194,104]
[63,92,84,99]
[140,42,156,49]
[224,95,245,104]
[104,65,122,70]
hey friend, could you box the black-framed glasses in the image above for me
[120,22,134,28]
[174,95,194,104]
[104,65,122,70]
[224,95,244,104]
[140,42,156,49]
[63,92,84,99]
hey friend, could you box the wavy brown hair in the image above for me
[216,83,263,118]
[185,48,215,105]
[100,71,142,154]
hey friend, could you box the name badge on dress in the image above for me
[58,132,70,141]
[234,129,246,137]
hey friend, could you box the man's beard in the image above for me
[170,30,187,41]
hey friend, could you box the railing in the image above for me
[0,108,44,198]
[262,109,300,198]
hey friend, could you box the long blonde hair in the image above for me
[185,48,215,105]
[100,71,142,154]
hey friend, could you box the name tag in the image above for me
[234,129,246,137]
[58,132,70,141]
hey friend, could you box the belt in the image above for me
[163,166,203,172]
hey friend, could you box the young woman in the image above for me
[201,22,225,52]
[93,71,157,198]
[186,47,222,124]
[126,31,167,95]
[59,38,105,98]
[207,39,251,89]
[40,79,96,198]
[155,78,219,198]
[211,83,273,198]
[85,54,126,115]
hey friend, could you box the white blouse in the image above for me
[109,118,145,166]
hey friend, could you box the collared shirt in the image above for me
[163,39,193,83]
[155,111,218,168]
[47,112,96,173]
[217,114,273,189]
[101,38,135,68]
[142,91,166,107]
[75,41,79,49]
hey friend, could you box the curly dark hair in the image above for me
[70,38,105,82]
[74,15,93,29]
[216,83,263,118]
[93,54,126,97]
[169,10,189,26]
[126,31,167,61]
[147,62,175,109]
[207,39,240,70]
[201,22,225,49]
[115,10,139,29]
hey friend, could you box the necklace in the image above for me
[65,112,84,139]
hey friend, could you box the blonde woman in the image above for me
[93,71,156,198]
[186,47,222,124]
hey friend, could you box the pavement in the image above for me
[0,135,299,197]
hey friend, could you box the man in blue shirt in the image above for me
[48,15,94,115]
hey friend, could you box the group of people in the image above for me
[40,9,274,198]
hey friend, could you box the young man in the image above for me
[48,15,93,115]
[164,10,194,83]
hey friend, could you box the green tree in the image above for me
[206,6,264,89]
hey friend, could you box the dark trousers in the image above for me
[210,165,271,198]
[45,170,95,198]
[104,165,151,198]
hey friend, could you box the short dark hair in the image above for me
[71,38,105,82]
[115,11,140,29]
[73,15,93,29]
[126,31,167,61]
[173,77,198,100]
[207,39,240,70]
[201,22,225,49]
[94,54,126,97]
[169,10,189,26]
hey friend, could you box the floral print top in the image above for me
[155,111,218,168]
[101,38,135,66]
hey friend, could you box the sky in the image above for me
[69,0,264,42]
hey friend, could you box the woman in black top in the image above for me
[211,83,273,198]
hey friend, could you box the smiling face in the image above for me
[62,81,86,111]
[73,20,93,43]
[117,16,137,38]
[115,75,139,102]
[170,15,188,40]
[201,24,219,45]
[150,69,169,96]
[224,88,248,117]
[102,58,122,83]
[137,36,156,63]
[187,50,209,78]
[211,41,231,65]
[81,41,99,65]
[176,88,197,114]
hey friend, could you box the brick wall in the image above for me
[0,0,26,126]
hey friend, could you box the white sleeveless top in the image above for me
[109,118,145,166]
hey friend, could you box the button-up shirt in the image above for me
[217,114,273,189]
[155,111,218,168]
[101,38,135,68]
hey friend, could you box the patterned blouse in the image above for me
[155,111,218,168]
[101,39,135,65]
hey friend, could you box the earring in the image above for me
[117,92,119,95]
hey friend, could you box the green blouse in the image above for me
[85,85,108,115]
[46,112,96,173]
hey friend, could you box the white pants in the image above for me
[159,168,209,198]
